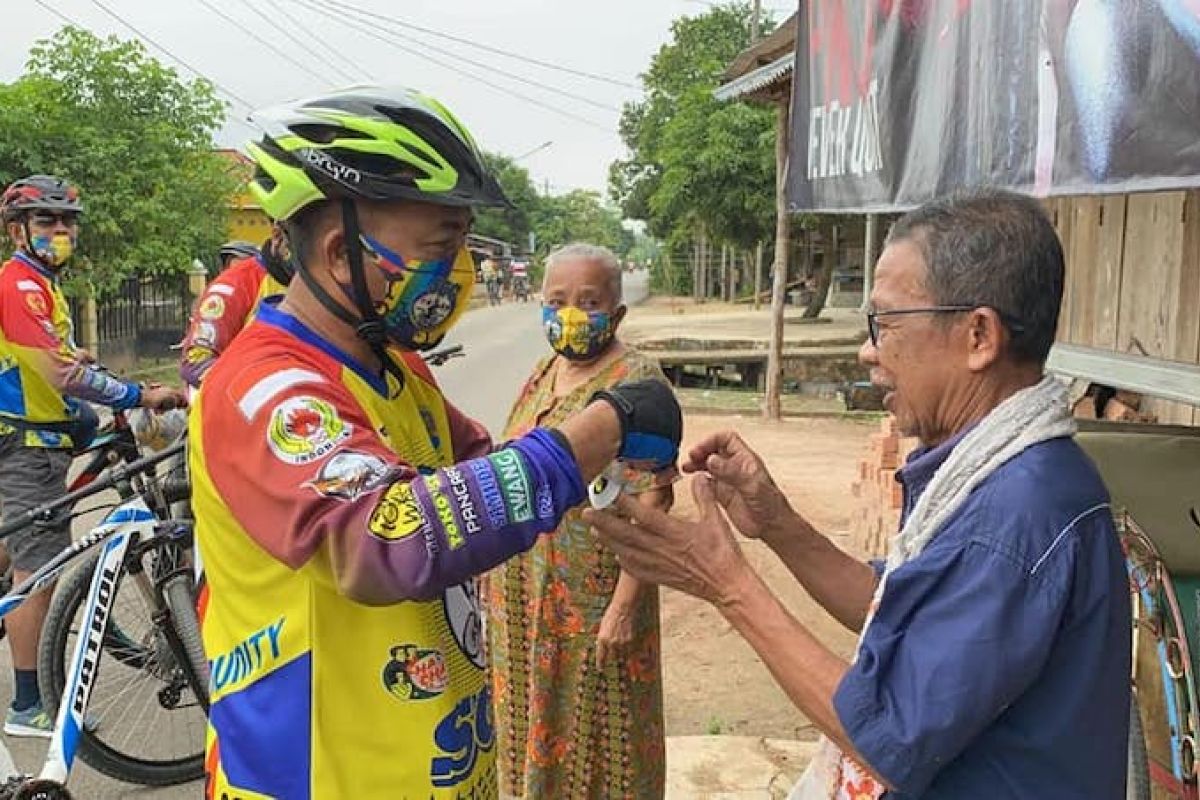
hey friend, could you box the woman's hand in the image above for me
[595,601,635,668]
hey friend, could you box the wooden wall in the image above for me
[1048,190,1200,425]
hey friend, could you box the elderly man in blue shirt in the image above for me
[588,189,1130,799]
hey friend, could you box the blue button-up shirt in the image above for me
[835,431,1131,798]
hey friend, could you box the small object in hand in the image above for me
[588,463,624,510]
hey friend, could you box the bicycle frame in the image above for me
[0,496,163,788]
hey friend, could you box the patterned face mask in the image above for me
[541,305,615,361]
[29,233,75,268]
[359,235,476,351]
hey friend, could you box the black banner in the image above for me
[787,0,1200,213]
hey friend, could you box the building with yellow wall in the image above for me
[217,149,272,247]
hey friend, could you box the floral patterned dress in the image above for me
[484,348,670,800]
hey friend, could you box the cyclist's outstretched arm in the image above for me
[0,281,141,408]
[194,364,675,604]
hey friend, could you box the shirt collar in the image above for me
[897,425,976,505]
[255,297,390,396]
[13,251,57,282]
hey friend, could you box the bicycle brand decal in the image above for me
[305,450,388,501]
[381,644,448,701]
[266,396,350,465]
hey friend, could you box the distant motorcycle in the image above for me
[512,275,530,303]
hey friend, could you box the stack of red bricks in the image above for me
[849,416,918,559]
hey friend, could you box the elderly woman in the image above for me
[484,243,674,799]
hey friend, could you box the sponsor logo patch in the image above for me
[382,644,448,701]
[266,396,350,465]
[305,450,388,501]
[198,294,226,320]
[193,321,218,348]
[444,466,482,536]
[425,474,463,550]
[431,683,494,788]
[488,449,533,523]
[443,581,484,669]
[468,459,507,529]
[24,292,47,316]
[367,481,426,541]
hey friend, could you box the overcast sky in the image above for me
[3,0,793,199]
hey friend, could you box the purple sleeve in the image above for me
[63,363,141,409]
[327,427,585,604]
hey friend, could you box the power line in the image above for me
[259,0,372,82]
[194,0,336,87]
[307,0,638,90]
[80,0,258,114]
[240,0,361,84]
[290,0,615,133]
[293,0,620,113]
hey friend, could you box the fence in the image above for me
[68,273,191,368]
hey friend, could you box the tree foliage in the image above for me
[609,3,778,261]
[474,152,632,265]
[0,27,236,295]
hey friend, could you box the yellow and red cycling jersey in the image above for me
[180,255,287,388]
[192,299,516,799]
[0,254,140,447]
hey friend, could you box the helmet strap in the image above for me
[339,200,406,386]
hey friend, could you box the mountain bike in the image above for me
[0,440,203,799]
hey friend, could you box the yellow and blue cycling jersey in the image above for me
[191,299,585,799]
[0,253,139,448]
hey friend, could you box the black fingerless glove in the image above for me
[589,378,682,470]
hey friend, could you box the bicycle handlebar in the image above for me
[0,438,186,541]
[422,343,464,366]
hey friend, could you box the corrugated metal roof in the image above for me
[713,52,794,102]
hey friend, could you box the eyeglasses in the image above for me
[865,305,1025,347]
[29,211,79,228]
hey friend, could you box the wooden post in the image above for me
[81,293,100,359]
[692,237,701,300]
[187,258,209,302]
[698,229,708,302]
[753,242,764,311]
[861,213,879,311]
[765,99,791,421]
[719,244,728,302]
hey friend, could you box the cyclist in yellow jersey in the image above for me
[189,86,683,799]
[179,232,294,389]
[0,175,185,736]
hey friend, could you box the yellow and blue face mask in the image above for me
[359,234,476,350]
[29,233,75,269]
[542,305,615,361]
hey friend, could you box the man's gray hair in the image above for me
[544,242,623,301]
[887,189,1064,365]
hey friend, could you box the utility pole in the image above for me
[750,0,762,43]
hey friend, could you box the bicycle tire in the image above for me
[38,554,206,787]
[162,573,209,709]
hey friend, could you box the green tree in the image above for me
[609,3,778,291]
[473,152,539,251]
[531,190,632,261]
[0,26,235,296]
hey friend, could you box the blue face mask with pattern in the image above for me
[541,305,615,361]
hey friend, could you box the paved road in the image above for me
[0,270,649,798]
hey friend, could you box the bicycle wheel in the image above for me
[37,550,207,787]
